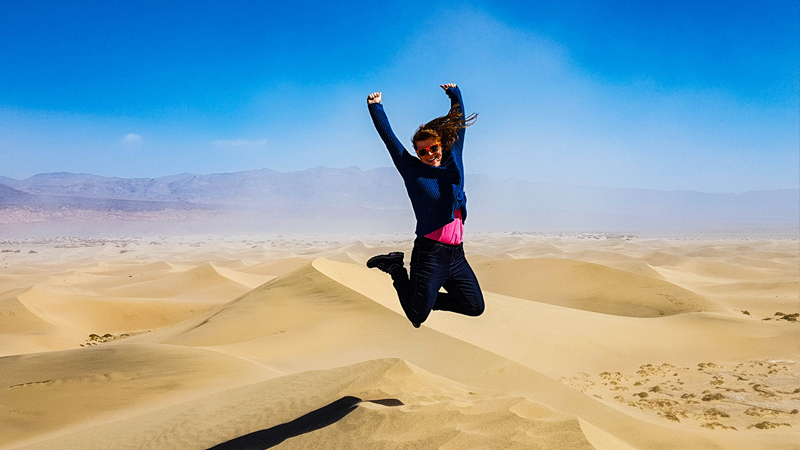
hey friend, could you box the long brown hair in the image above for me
[411,103,477,157]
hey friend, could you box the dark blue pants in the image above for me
[390,237,485,325]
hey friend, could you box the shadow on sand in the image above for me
[207,396,404,450]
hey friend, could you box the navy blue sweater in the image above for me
[369,87,468,237]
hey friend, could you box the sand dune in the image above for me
[0,290,56,335]
[2,258,275,353]
[315,258,799,375]
[0,234,797,449]
[601,260,665,278]
[95,263,251,300]
[238,257,314,276]
[678,258,789,281]
[13,359,599,450]
[688,247,733,258]
[0,290,79,355]
[122,258,751,448]
[325,251,363,265]
[90,261,175,276]
[0,344,274,448]
[206,264,274,289]
[723,255,798,271]
[472,257,720,317]
[17,285,219,335]
[639,251,691,266]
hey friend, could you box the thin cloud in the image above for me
[121,133,142,144]
[210,138,268,147]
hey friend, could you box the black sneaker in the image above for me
[412,322,421,328]
[366,252,404,274]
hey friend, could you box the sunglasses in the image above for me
[416,143,441,157]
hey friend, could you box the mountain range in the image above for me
[1,167,797,236]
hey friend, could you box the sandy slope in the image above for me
[471,257,720,317]
[0,344,276,448]
[0,234,797,449]
[14,359,606,450]
[317,259,798,375]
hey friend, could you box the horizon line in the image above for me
[1,167,798,196]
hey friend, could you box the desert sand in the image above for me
[0,233,797,449]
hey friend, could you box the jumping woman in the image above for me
[366,83,485,328]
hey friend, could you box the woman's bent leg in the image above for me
[433,245,485,317]
[390,238,448,325]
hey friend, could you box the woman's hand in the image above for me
[367,92,382,104]
[440,83,457,91]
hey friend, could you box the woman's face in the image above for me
[416,137,443,167]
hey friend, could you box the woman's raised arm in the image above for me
[367,92,407,168]
[441,84,467,154]
[441,83,463,112]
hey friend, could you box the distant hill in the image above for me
[0,168,410,209]
[1,168,797,236]
[0,184,34,204]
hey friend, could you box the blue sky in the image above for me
[0,0,797,192]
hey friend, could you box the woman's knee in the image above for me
[468,299,485,316]
[469,288,485,316]
[455,290,484,317]
[406,308,431,324]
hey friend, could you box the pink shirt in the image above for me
[425,208,464,245]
